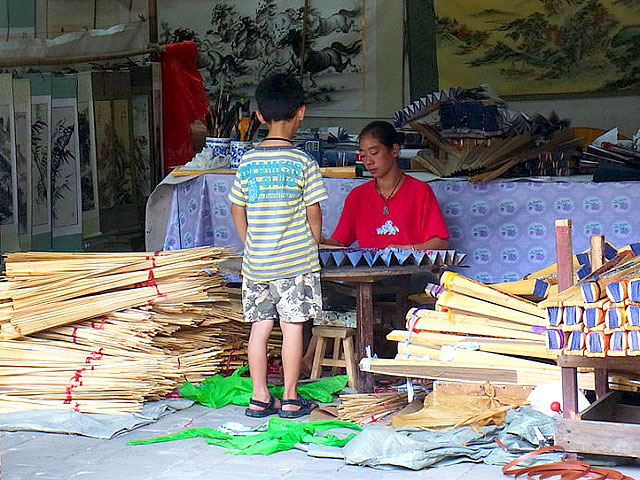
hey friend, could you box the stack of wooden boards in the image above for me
[0,248,277,415]
[540,253,640,358]
[360,271,595,390]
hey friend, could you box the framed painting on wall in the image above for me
[158,0,390,117]
[434,0,640,96]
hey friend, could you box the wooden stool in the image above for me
[309,327,356,389]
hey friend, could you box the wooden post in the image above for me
[590,235,605,271]
[356,282,375,392]
[556,219,579,419]
[555,219,574,292]
[590,235,609,399]
[148,0,158,45]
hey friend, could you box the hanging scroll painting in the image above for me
[0,73,19,251]
[27,74,52,249]
[12,78,32,250]
[77,72,101,238]
[50,76,82,242]
[434,0,640,95]
[158,0,374,116]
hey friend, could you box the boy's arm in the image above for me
[231,203,248,245]
[306,203,322,245]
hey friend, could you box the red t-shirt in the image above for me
[332,175,449,248]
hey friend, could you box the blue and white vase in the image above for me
[230,140,252,169]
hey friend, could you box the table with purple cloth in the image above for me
[150,172,640,282]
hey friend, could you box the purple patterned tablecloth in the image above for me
[163,173,640,282]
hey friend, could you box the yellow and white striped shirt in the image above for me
[229,147,328,282]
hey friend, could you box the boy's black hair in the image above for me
[255,73,305,122]
[359,121,405,148]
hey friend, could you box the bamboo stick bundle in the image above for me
[406,308,541,339]
[3,246,232,268]
[436,291,542,327]
[388,330,553,360]
[396,343,558,370]
[7,261,221,311]
[439,272,544,318]
[337,392,409,425]
[359,357,595,390]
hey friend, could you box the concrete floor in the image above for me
[2,403,639,480]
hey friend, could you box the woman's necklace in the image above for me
[263,136,292,143]
[375,175,403,216]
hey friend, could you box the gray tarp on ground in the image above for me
[334,407,562,470]
[0,398,194,439]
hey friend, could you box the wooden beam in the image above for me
[556,418,640,457]
[0,48,162,68]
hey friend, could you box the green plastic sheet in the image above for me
[129,417,362,455]
[179,366,348,408]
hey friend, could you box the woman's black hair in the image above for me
[359,121,405,147]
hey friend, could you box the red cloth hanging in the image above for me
[161,41,209,173]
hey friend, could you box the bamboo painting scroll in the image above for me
[0,73,19,251]
[12,78,32,250]
[76,72,100,239]
[27,73,52,250]
[50,75,82,247]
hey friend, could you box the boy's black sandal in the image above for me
[245,395,279,418]
[278,396,318,419]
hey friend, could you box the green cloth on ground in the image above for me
[179,366,348,408]
[129,417,362,455]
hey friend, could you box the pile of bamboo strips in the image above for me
[0,247,281,414]
[337,392,409,425]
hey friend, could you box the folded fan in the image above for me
[546,306,563,327]
[580,282,602,303]
[583,307,604,329]
[626,304,640,329]
[565,331,585,355]
[605,307,625,331]
[585,331,609,357]
[545,328,566,351]
[609,330,628,356]
[605,280,628,303]
[627,278,640,302]
[562,305,582,329]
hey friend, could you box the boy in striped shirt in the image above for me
[229,73,328,418]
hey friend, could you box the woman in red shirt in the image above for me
[323,121,449,249]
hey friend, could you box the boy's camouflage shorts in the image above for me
[242,272,322,323]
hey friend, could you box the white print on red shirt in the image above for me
[376,220,400,236]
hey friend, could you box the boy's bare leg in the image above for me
[247,319,278,411]
[279,321,304,411]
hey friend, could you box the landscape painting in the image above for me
[434,0,640,95]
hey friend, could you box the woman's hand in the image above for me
[320,236,344,247]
